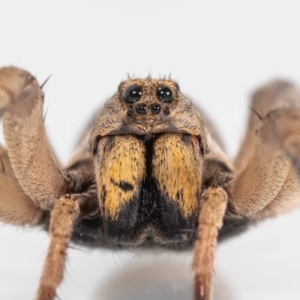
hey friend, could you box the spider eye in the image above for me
[123,85,142,103]
[156,86,173,103]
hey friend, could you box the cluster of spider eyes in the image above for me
[124,85,173,116]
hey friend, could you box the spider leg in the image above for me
[36,196,79,300]
[0,67,74,300]
[229,80,300,217]
[193,187,227,300]
[0,145,44,226]
[253,108,300,219]
[0,66,68,210]
[235,80,300,171]
[0,71,43,225]
[229,107,300,218]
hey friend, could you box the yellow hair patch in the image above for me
[152,133,202,217]
[97,135,146,220]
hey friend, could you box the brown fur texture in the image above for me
[1,67,300,300]
[193,187,227,300]
[1,67,67,209]
[230,92,300,219]
[36,196,79,300]
[0,145,43,226]
[90,77,207,144]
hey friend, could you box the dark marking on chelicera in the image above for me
[176,190,183,201]
[111,178,134,192]
[101,185,107,200]
[181,134,191,146]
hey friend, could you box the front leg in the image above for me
[234,80,300,170]
[36,196,79,300]
[230,107,300,218]
[193,187,227,300]
[0,67,78,300]
[0,145,44,226]
[0,66,68,209]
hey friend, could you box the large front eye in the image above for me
[156,86,173,103]
[124,85,142,103]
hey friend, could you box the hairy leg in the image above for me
[193,187,227,300]
[0,67,75,300]
[253,108,300,219]
[0,66,67,209]
[234,80,300,171]
[230,107,300,218]
[36,196,79,300]
[0,145,44,226]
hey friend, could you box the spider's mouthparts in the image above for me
[143,133,156,141]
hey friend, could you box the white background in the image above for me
[0,1,300,299]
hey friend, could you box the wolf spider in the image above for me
[0,66,300,300]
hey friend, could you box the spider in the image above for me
[0,66,300,300]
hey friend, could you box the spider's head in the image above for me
[91,77,206,147]
[87,78,207,245]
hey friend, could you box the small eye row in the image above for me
[127,103,170,116]
[123,85,174,104]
